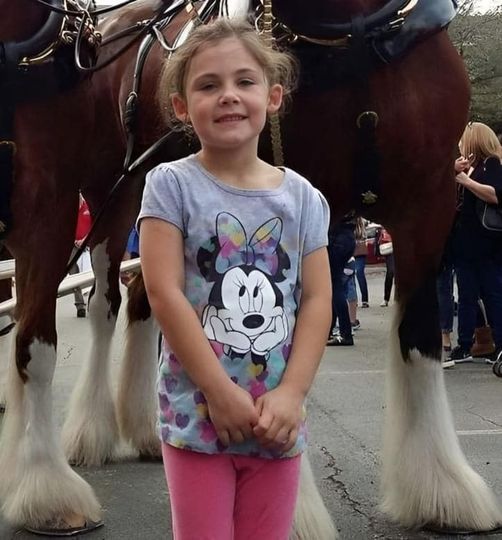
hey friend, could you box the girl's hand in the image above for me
[455,156,471,173]
[206,383,259,447]
[456,171,470,186]
[253,384,304,453]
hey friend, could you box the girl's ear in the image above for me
[172,93,189,122]
[267,84,283,115]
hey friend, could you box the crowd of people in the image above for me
[324,121,502,369]
[326,216,395,347]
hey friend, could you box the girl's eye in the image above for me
[199,83,216,91]
[239,79,255,86]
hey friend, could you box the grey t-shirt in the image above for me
[138,154,329,458]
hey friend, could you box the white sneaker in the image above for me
[442,359,455,369]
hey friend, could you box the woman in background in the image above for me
[353,217,369,308]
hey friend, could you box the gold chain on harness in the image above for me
[260,0,284,167]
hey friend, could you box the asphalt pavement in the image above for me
[1,267,501,540]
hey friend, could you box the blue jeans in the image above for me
[354,255,368,303]
[328,229,355,339]
[455,257,502,350]
[436,263,454,333]
[344,273,357,303]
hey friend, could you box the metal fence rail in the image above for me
[0,258,141,317]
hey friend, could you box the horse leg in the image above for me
[116,272,161,459]
[381,215,502,531]
[291,455,338,539]
[61,240,121,466]
[0,253,101,528]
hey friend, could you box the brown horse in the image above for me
[0,0,500,537]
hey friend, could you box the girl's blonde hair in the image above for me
[459,122,502,162]
[157,18,298,127]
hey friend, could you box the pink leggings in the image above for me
[162,443,301,540]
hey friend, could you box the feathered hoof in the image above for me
[62,424,118,467]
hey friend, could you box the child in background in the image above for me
[138,19,331,539]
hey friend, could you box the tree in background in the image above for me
[449,1,502,133]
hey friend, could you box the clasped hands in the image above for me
[206,382,303,453]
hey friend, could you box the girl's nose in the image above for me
[219,87,240,105]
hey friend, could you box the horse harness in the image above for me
[0,0,458,244]
[0,0,101,237]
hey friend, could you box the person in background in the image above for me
[450,122,502,363]
[327,215,356,346]
[120,226,140,287]
[377,227,394,307]
[344,256,360,330]
[69,193,91,318]
[353,217,369,308]
[436,256,455,368]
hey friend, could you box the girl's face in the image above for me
[172,37,283,154]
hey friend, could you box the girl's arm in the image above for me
[253,246,332,451]
[140,217,259,445]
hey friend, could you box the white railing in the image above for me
[0,258,141,317]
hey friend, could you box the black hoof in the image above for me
[25,519,104,537]
[138,451,162,462]
[423,524,502,536]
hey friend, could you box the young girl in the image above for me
[139,18,331,540]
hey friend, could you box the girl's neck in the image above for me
[197,148,283,190]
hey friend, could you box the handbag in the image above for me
[378,228,393,255]
[354,239,368,257]
[379,242,393,256]
[475,199,502,233]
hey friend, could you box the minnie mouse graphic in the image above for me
[197,212,291,360]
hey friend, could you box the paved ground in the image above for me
[1,267,502,539]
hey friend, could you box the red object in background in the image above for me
[365,223,385,265]
[75,199,91,242]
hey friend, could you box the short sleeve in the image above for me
[137,164,185,235]
[304,188,330,256]
[483,157,502,191]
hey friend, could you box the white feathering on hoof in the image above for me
[0,339,101,527]
[382,307,502,531]
[291,454,338,539]
[117,316,161,458]
[62,242,119,466]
